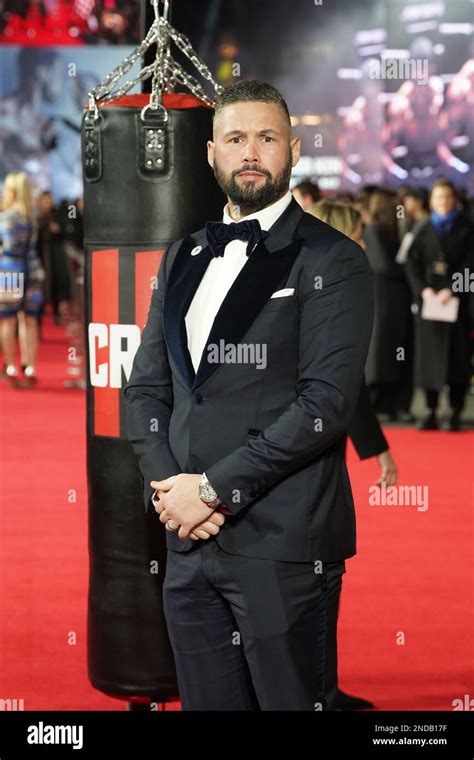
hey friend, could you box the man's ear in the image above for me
[207,140,215,169]
[290,136,301,168]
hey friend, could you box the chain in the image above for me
[88,4,225,116]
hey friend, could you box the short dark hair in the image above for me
[213,80,291,128]
[293,180,320,203]
[404,186,429,210]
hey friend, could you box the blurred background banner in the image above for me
[1,0,472,197]
[0,45,136,199]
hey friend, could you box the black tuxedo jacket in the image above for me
[125,198,374,561]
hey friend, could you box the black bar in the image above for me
[0,711,473,757]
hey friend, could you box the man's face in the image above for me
[39,192,54,214]
[403,196,418,218]
[208,101,300,217]
[430,186,457,216]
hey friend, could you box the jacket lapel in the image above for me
[162,234,211,388]
[163,198,304,390]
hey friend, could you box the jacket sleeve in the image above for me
[348,380,388,459]
[205,237,374,515]
[124,241,182,513]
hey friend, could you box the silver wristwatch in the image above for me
[199,472,223,508]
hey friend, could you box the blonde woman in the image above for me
[0,172,44,385]
[311,199,365,247]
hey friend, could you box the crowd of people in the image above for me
[0,170,84,387]
[294,178,474,431]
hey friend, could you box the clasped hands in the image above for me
[150,473,233,542]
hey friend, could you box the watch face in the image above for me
[200,484,213,502]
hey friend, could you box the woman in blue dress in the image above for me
[0,171,44,385]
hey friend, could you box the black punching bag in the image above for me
[82,93,224,700]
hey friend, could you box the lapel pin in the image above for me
[190,245,203,256]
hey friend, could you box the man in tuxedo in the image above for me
[125,80,373,711]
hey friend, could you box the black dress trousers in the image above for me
[162,536,345,711]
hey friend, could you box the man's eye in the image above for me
[262,136,274,142]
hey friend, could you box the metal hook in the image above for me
[150,0,169,22]
[140,100,169,123]
[87,93,100,122]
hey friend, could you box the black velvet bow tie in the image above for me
[205,218,269,258]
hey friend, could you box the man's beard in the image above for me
[213,152,293,217]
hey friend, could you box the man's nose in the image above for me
[241,140,262,166]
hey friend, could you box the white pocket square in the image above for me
[270,287,295,299]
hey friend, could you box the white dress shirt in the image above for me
[185,190,293,373]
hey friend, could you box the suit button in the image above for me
[194,393,204,404]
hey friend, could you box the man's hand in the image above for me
[152,499,226,541]
[188,505,234,540]
[151,474,218,541]
[189,505,234,540]
[188,511,226,541]
[375,449,398,487]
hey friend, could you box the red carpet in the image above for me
[1,316,472,710]
[342,430,473,710]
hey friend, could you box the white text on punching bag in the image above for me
[88,323,141,388]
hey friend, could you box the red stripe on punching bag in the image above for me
[134,250,164,331]
[102,93,211,111]
[91,249,120,437]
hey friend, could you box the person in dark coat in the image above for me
[363,190,414,420]
[406,179,473,431]
[37,192,72,323]
[310,199,398,711]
